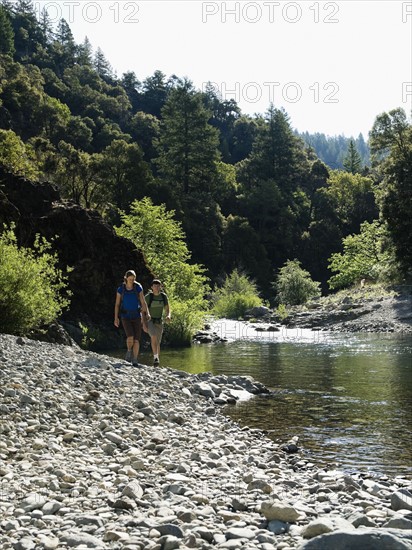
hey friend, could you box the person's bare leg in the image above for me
[151,333,161,363]
[124,336,133,362]
[151,335,158,355]
[132,340,140,363]
[125,336,133,348]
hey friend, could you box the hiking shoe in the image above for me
[125,350,132,363]
[153,357,160,365]
[132,357,139,367]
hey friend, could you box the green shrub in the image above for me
[164,298,205,347]
[212,270,262,319]
[275,303,289,322]
[327,220,398,289]
[79,322,105,350]
[0,226,71,335]
[116,198,209,343]
[276,259,321,306]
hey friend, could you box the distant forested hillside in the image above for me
[299,132,370,170]
[0,0,411,299]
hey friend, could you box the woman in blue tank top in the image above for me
[114,270,150,366]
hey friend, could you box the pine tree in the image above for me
[52,18,76,72]
[343,139,362,173]
[244,105,308,192]
[0,4,15,55]
[356,133,370,166]
[121,71,141,111]
[139,70,169,117]
[38,7,53,44]
[11,0,46,59]
[236,105,312,269]
[93,47,114,81]
[156,78,220,195]
[77,36,93,66]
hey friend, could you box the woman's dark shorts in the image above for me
[121,317,142,341]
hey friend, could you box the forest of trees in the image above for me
[0,0,411,307]
[299,132,370,170]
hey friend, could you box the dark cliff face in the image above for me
[0,168,153,345]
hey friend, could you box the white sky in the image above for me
[33,0,412,137]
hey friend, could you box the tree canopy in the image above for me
[0,1,410,313]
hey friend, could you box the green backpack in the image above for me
[146,291,167,308]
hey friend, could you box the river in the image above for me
[107,321,412,479]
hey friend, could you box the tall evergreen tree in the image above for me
[236,105,312,269]
[156,78,220,195]
[121,71,141,112]
[38,7,53,45]
[93,47,114,81]
[155,79,224,275]
[202,84,241,163]
[0,4,15,55]
[356,133,370,166]
[300,131,370,170]
[304,159,329,221]
[76,36,93,66]
[231,115,258,163]
[11,0,46,60]
[139,70,169,118]
[52,18,77,73]
[96,139,152,215]
[343,139,362,173]
[242,105,308,193]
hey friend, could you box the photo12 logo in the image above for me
[402,82,412,103]
[402,2,412,23]
[32,2,140,24]
[202,1,340,24]
[203,81,340,105]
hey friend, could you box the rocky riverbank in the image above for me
[236,287,412,336]
[285,291,412,334]
[194,290,412,344]
[1,333,412,550]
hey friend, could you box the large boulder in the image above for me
[0,168,153,348]
[245,306,270,318]
[391,489,412,512]
[260,500,300,522]
[298,528,412,549]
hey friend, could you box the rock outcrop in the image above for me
[0,167,153,347]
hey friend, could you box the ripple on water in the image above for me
[106,330,412,478]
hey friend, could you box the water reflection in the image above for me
[106,330,412,478]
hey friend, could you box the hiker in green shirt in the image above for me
[142,279,171,365]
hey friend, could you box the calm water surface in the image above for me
[109,323,412,478]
